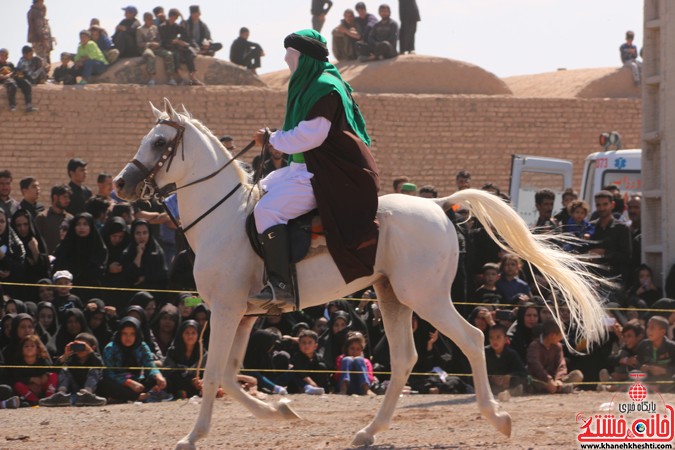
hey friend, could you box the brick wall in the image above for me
[0,85,641,203]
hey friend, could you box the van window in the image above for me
[602,170,642,204]
[601,170,642,193]
[516,172,565,227]
[583,160,596,207]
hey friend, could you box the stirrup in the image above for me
[246,282,296,316]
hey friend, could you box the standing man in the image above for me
[35,184,73,254]
[311,0,334,33]
[398,0,420,54]
[230,27,265,74]
[532,189,558,233]
[19,177,44,218]
[587,191,632,291]
[95,173,114,201]
[0,170,20,218]
[455,170,471,191]
[66,158,92,216]
[27,0,53,72]
[248,29,379,314]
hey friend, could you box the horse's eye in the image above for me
[154,138,166,148]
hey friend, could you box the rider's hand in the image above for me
[254,128,269,146]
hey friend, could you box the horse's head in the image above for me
[114,98,199,201]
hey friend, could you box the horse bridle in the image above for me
[130,119,187,200]
[130,118,264,198]
[128,118,265,233]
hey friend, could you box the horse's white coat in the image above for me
[114,101,607,449]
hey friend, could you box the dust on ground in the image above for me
[1,391,670,449]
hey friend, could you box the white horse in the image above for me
[114,100,607,450]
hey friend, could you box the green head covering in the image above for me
[283,29,370,150]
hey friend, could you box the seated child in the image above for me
[527,320,584,394]
[495,254,532,305]
[290,330,328,395]
[602,320,643,386]
[563,200,594,253]
[637,316,675,392]
[39,332,107,407]
[12,335,58,406]
[163,320,206,399]
[474,263,505,305]
[334,331,375,396]
[485,324,527,396]
[53,52,77,85]
[100,316,170,402]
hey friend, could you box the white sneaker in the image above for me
[304,385,325,395]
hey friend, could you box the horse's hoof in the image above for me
[493,411,512,437]
[351,429,375,447]
[174,438,196,450]
[276,399,302,420]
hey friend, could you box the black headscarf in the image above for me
[125,304,162,360]
[507,302,540,362]
[167,320,202,368]
[0,313,15,349]
[150,303,180,355]
[244,329,280,371]
[24,301,37,318]
[53,212,108,287]
[11,209,48,256]
[112,316,144,377]
[190,303,210,349]
[52,307,91,356]
[0,210,26,288]
[101,216,130,263]
[36,301,59,344]
[317,310,352,370]
[128,291,154,310]
[2,313,34,363]
[84,298,113,349]
[6,298,27,314]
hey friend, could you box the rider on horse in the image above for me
[249,29,380,313]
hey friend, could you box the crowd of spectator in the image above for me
[2,153,675,410]
[2,1,421,112]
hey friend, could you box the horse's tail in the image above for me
[437,189,607,347]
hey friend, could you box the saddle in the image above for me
[245,209,327,263]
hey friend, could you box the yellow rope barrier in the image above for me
[1,281,671,313]
[2,364,674,385]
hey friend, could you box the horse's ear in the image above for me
[163,98,179,121]
[149,101,163,120]
[180,104,192,119]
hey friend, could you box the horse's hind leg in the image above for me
[415,300,512,437]
[352,280,415,446]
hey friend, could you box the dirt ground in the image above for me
[2,391,673,450]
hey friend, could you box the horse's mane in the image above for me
[184,115,252,189]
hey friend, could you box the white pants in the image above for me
[254,162,317,233]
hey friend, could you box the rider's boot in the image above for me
[247,224,296,315]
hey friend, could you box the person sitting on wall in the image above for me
[185,5,223,57]
[356,4,398,62]
[112,6,141,58]
[16,45,47,85]
[0,48,37,112]
[230,27,265,74]
[73,29,109,85]
[332,9,361,61]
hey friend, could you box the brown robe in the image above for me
[302,92,380,283]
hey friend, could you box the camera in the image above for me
[71,343,86,352]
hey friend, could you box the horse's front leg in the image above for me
[175,302,240,450]
[220,315,301,420]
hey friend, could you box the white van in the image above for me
[509,149,642,225]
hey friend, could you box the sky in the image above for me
[4,0,643,78]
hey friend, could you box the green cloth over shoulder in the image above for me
[283,29,370,164]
